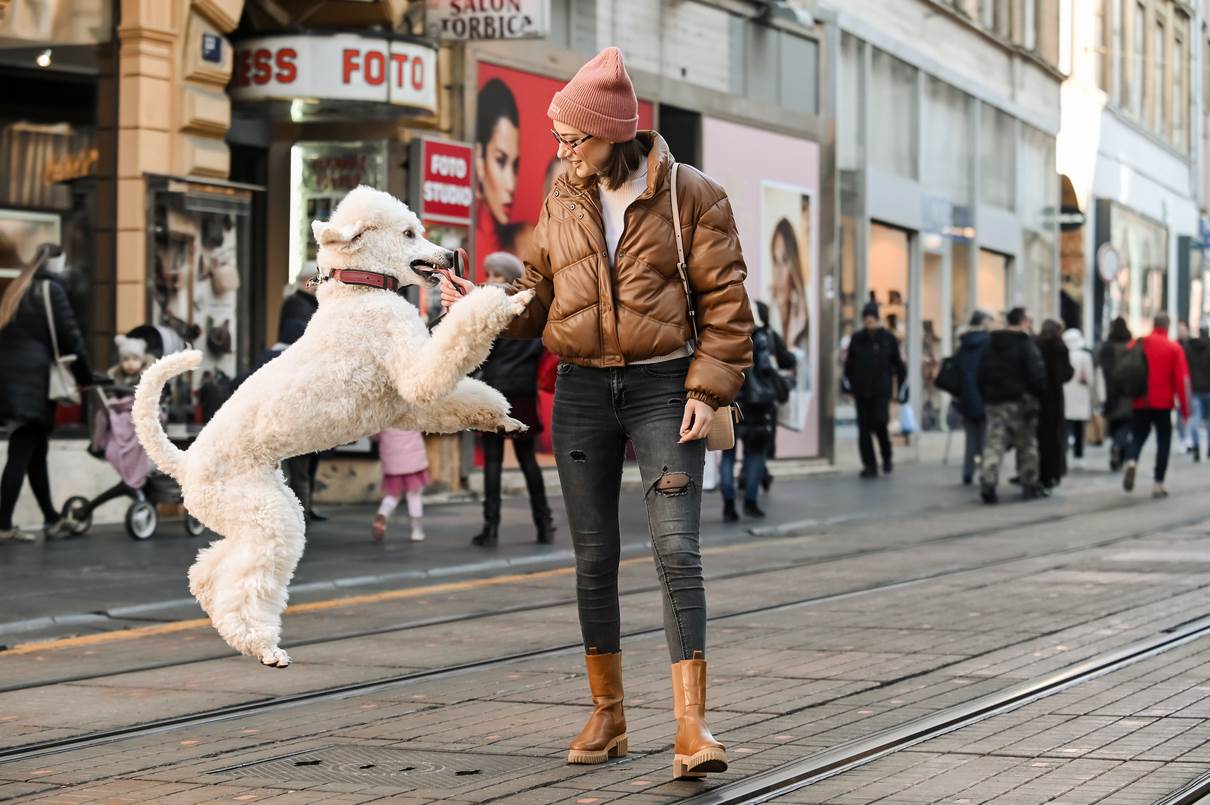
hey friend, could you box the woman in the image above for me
[443,47,753,780]
[954,310,991,486]
[1061,328,1097,470]
[1036,319,1074,490]
[0,243,93,542]
[771,217,808,350]
[1100,316,1135,470]
[474,78,531,276]
[471,251,554,547]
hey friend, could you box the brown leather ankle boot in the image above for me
[671,651,728,779]
[567,648,628,764]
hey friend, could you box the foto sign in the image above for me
[426,0,550,41]
[230,34,438,114]
[410,138,475,225]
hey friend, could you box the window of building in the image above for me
[923,76,973,203]
[1024,0,1038,51]
[979,104,1016,209]
[1152,16,1165,131]
[1172,14,1187,150]
[869,48,917,179]
[838,33,862,171]
[1129,1,1145,118]
[1093,0,1107,90]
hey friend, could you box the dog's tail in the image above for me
[133,349,202,481]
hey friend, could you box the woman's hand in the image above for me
[438,272,477,310]
[679,398,715,443]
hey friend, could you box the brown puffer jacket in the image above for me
[504,132,754,408]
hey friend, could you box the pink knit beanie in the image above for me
[548,47,638,143]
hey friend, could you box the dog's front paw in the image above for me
[508,288,536,317]
[496,416,529,435]
[259,647,291,668]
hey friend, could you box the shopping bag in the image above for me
[1085,413,1106,446]
[899,402,918,435]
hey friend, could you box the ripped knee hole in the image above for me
[652,470,691,497]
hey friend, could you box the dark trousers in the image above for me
[481,432,551,527]
[855,395,892,470]
[1128,409,1173,482]
[552,357,706,661]
[962,415,986,483]
[1067,419,1086,459]
[0,423,56,529]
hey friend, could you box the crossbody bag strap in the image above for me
[41,280,62,361]
[669,162,699,345]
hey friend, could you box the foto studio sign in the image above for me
[426,0,550,41]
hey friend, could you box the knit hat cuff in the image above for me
[548,91,638,144]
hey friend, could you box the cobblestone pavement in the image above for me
[1,453,1208,803]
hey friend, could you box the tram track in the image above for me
[2,502,1208,769]
[1155,769,1210,805]
[0,489,1177,695]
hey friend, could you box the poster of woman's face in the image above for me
[761,184,811,351]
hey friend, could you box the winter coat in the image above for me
[280,290,319,330]
[1037,334,1074,487]
[503,132,755,408]
[843,327,905,401]
[1061,330,1097,421]
[954,330,989,420]
[1184,336,1210,393]
[1133,329,1191,416]
[1099,340,1133,423]
[478,337,543,398]
[375,428,428,476]
[0,270,93,429]
[977,330,1045,405]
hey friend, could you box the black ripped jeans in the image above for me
[552,357,707,661]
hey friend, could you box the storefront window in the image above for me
[1024,231,1058,320]
[978,249,1010,321]
[869,48,917,179]
[979,104,1015,209]
[923,77,973,204]
[952,240,972,340]
[1106,203,1167,337]
[868,222,910,341]
[838,34,863,171]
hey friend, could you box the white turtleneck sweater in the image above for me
[598,161,649,267]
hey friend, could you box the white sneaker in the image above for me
[0,527,37,543]
[409,522,425,542]
[1152,483,1169,499]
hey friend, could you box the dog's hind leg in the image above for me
[201,471,306,667]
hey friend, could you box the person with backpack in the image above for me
[976,307,1046,503]
[719,301,795,521]
[1181,323,1210,462]
[844,302,907,478]
[1121,312,1190,497]
[936,310,992,486]
[1099,317,1134,470]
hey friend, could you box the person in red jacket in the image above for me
[1123,312,1191,497]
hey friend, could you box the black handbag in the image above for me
[934,355,962,396]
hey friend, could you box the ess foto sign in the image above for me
[230,34,437,114]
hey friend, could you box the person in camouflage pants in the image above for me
[980,396,1040,489]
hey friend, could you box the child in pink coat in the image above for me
[371,428,429,542]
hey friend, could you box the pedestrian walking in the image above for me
[1181,324,1210,462]
[471,251,554,548]
[0,243,95,542]
[953,311,991,486]
[1061,328,1097,470]
[1122,313,1190,498]
[844,301,906,478]
[371,427,429,543]
[1177,321,1193,453]
[977,307,1045,503]
[1037,319,1074,490]
[438,47,753,780]
[1099,316,1134,470]
[277,268,326,522]
[720,301,795,521]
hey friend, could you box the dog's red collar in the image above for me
[328,269,399,292]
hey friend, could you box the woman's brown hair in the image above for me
[0,243,58,331]
[599,138,649,191]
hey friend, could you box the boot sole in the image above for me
[673,748,728,779]
[567,734,627,765]
[1123,464,1137,492]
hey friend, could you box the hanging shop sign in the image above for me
[409,137,475,225]
[230,34,438,114]
[425,0,550,41]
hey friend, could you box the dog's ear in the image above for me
[312,219,369,247]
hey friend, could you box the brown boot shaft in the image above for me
[670,651,727,778]
[568,649,628,763]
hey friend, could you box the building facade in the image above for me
[825,0,1066,434]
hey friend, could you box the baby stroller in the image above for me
[59,324,205,540]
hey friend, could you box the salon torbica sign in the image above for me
[230,34,438,114]
[425,0,550,41]
[409,137,475,226]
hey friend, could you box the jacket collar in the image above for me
[555,131,674,200]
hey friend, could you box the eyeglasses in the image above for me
[551,129,592,151]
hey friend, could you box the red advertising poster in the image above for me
[473,62,653,455]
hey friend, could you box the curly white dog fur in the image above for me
[133,186,532,668]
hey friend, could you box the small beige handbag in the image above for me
[41,281,80,405]
[669,162,739,452]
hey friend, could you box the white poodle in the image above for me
[133,186,533,668]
